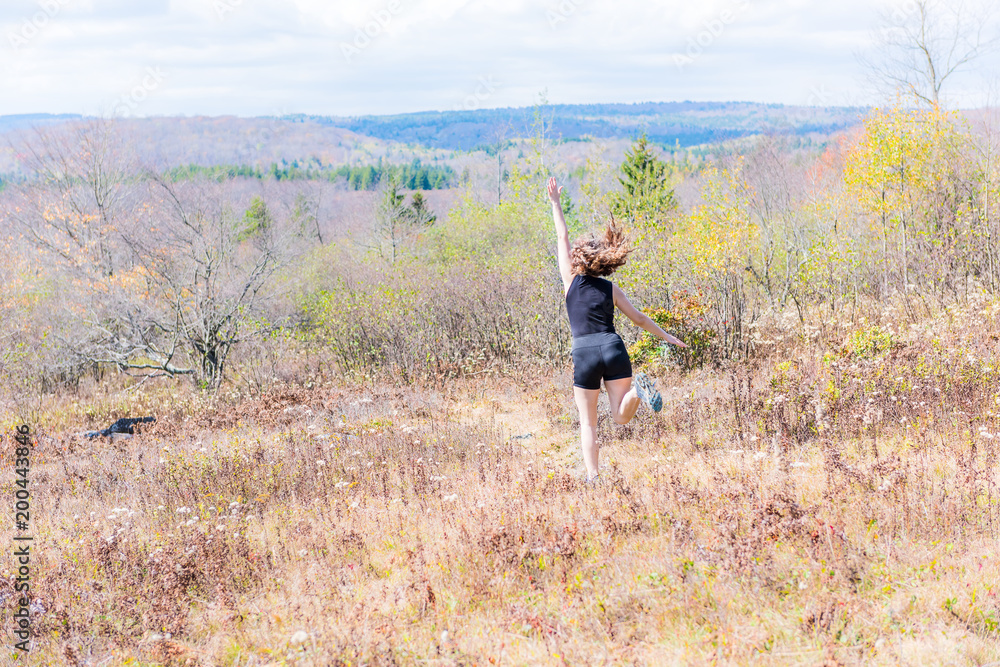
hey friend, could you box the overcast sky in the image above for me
[0,0,998,117]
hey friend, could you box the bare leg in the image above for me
[573,387,601,479]
[606,376,639,425]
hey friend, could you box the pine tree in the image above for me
[612,134,677,224]
[238,195,272,246]
[409,191,436,224]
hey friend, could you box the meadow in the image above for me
[2,106,1000,665]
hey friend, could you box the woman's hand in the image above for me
[664,333,688,348]
[547,177,563,207]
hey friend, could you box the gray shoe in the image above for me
[633,372,662,412]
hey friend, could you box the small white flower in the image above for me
[176,507,190,514]
[298,549,308,557]
[216,525,225,532]
[443,494,459,503]
[317,460,326,466]
[290,630,309,646]
[350,501,360,509]
[185,519,196,526]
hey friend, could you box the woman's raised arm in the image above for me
[547,177,573,293]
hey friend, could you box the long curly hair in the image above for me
[570,218,631,277]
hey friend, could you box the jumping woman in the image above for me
[548,177,687,483]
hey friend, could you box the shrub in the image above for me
[627,291,717,371]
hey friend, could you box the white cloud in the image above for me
[0,0,997,117]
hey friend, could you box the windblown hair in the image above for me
[570,218,631,277]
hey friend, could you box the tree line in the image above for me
[166,159,455,190]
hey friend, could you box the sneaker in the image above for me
[633,372,662,412]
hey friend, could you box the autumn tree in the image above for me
[8,119,139,279]
[7,122,292,389]
[843,106,979,302]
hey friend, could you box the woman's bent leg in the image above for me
[573,387,601,479]
[606,376,640,425]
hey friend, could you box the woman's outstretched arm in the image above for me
[547,177,573,293]
[612,285,689,347]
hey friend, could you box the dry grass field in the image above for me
[3,298,999,666]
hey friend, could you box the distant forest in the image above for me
[166,158,456,190]
[287,101,866,151]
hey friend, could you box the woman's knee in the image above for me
[611,412,631,425]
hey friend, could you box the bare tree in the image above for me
[965,83,1000,292]
[121,177,286,388]
[741,135,810,313]
[862,0,998,106]
[487,121,512,205]
[7,121,291,389]
[8,119,140,277]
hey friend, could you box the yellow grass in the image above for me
[3,306,1000,666]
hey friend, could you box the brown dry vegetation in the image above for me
[3,293,999,666]
[4,105,1000,665]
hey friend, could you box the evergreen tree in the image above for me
[238,195,273,246]
[373,180,436,263]
[612,134,677,224]
[409,191,436,224]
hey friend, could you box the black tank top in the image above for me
[565,274,616,337]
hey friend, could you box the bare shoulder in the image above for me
[612,282,629,304]
[612,283,643,320]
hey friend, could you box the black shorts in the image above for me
[571,332,632,390]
